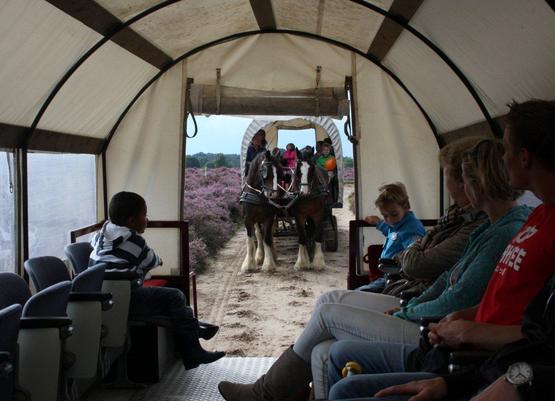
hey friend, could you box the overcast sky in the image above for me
[185,115,354,157]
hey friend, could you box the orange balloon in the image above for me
[324,157,337,171]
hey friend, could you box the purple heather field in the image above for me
[184,167,242,269]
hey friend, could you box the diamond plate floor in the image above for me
[85,357,276,401]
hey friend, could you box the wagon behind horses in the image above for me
[240,117,343,268]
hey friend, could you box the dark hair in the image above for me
[323,138,332,145]
[506,99,555,171]
[109,191,146,226]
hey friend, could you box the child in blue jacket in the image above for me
[360,182,426,292]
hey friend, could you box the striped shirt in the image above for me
[89,221,161,277]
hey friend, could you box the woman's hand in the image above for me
[374,377,448,401]
[384,307,401,315]
[364,215,381,225]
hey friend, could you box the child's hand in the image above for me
[364,215,381,225]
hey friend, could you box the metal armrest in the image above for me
[104,269,143,289]
[448,350,493,374]
[419,316,442,333]
[19,316,72,330]
[378,259,401,276]
[399,289,421,306]
[378,258,397,265]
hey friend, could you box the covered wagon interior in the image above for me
[0,1,554,400]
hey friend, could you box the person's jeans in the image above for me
[292,303,420,363]
[129,286,198,344]
[357,278,387,293]
[328,372,439,401]
[310,290,402,399]
[327,340,437,400]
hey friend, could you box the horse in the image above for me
[239,151,283,273]
[290,147,329,270]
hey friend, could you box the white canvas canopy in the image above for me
[1,0,554,269]
[240,116,345,203]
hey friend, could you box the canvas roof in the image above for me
[1,0,554,249]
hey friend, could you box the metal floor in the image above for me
[85,357,275,401]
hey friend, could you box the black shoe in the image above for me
[198,322,219,340]
[183,349,225,370]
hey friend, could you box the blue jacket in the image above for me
[394,205,531,321]
[376,211,426,259]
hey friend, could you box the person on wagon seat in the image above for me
[315,142,337,171]
[218,138,530,401]
[245,129,267,176]
[325,99,555,401]
[89,191,225,370]
[358,182,426,293]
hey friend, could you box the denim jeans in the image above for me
[292,303,420,363]
[357,278,387,293]
[129,286,198,349]
[327,340,436,400]
[310,290,403,399]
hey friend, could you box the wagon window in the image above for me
[277,129,316,150]
[28,153,96,258]
[0,151,16,272]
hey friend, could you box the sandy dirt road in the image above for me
[196,186,354,357]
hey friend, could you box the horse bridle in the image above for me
[298,160,328,196]
[246,159,279,198]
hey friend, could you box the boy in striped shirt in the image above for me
[90,191,225,369]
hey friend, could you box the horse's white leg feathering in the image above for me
[294,244,311,270]
[255,224,264,265]
[241,236,257,273]
[312,242,326,270]
[261,242,277,272]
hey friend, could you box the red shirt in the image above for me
[475,204,555,325]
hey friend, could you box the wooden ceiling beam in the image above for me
[441,115,506,144]
[0,123,105,154]
[46,0,172,69]
[367,0,424,61]
[249,0,277,31]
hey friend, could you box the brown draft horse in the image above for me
[239,151,283,273]
[291,147,329,270]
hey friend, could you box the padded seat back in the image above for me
[18,283,71,401]
[72,263,106,292]
[0,272,31,309]
[24,256,71,292]
[0,304,22,401]
[23,281,71,317]
[64,242,93,275]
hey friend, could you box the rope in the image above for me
[184,87,198,139]
[6,152,13,194]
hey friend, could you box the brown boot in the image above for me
[218,346,311,401]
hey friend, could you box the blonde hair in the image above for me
[462,139,523,201]
[439,136,486,180]
[375,182,410,210]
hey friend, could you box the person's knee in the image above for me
[163,287,187,306]
[314,289,348,307]
[328,376,358,400]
